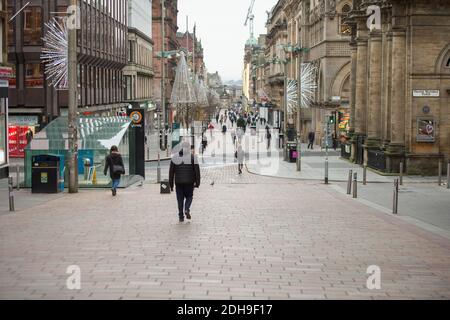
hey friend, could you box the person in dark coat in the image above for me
[169,142,201,223]
[308,131,315,150]
[104,145,125,196]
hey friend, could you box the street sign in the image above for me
[413,90,440,97]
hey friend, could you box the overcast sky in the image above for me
[178,0,277,82]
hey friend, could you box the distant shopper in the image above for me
[104,145,125,196]
[308,131,315,150]
[26,129,34,145]
[235,144,245,175]
[169,142,201,223]
[266,129,272,150]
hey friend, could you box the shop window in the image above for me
[23,7,42,45]
[25,64,44,88]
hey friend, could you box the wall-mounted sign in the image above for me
[413,90,440,97]
[417,119,436,142]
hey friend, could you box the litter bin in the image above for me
[31,155,64,194]
[160,179,171,194]
[287,143,298,163]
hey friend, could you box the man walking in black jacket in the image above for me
[169,142,201,223]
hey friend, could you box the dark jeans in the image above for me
[176,184,194,219]
[308,141,314,149]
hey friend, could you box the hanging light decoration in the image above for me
[41,17,69,90]
[170,51,197,105]
[299,63,318,109]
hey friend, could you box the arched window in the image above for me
[340,4,352,35]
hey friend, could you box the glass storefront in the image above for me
[24,116,134,188]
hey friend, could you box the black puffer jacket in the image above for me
[169,151,201,189]
[104,152,125,180]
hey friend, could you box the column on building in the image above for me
[387,2,407,172]
[366,30,382,146]
[380,5,393,149]
[352,15,369,164]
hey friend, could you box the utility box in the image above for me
[31,155,64,193]
[160,180,171,194]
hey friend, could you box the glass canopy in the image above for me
[24,116,134,188]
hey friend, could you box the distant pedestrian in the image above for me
[222,124,227,134]
[208,122,214,138]
[266,129,272,149]
[308,131,315,150]
[169,142,201,223]
[103,145,125,197]
[231,129,237,146]
[216,114,220,123]
[235,144,245,175]
[236,127,244,144]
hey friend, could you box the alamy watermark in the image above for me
[66,265,81,290]
[366,265,381,290]
[366,5,381,31]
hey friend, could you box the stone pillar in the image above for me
[349,42,357,134]
[366,31,382,144]
[349,41,358,162]
[352,18,368,165]
[389,29,406,150]
[354,29,368,136]
[381,31,393,148]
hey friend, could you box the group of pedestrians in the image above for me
[102,108,276,223]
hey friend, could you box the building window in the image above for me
[340,4,352,35]
[25,64,44,88]
[23,7,42,45]
[446,57,450,68]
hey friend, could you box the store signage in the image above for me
[413,90,440,97]
[9,116,39,126]
[0,67,13,79]
[129,110,143,128]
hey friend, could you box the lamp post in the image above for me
[68,0,78,193]
[161,0,167,151]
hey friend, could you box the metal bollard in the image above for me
[8,177,15,212]
[393,178,399,214]
[363,166,367,186]
[399,162,404,186]
[16,164,20,191]
[447,163,450,190]
[157,152,161,183]
[325,158,329,185]
[352,172,358,198]
[347,170,353,195]
[438,160,442,186]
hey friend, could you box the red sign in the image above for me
[8,126,29,158]
[0,66,13,79]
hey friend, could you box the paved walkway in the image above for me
[1,118,450,300]
[1,165,450,299]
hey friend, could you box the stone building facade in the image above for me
[263,0,352,140]
[176,31,206,80]
[346,0,450,174]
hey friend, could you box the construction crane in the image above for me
[244,0,256,41]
